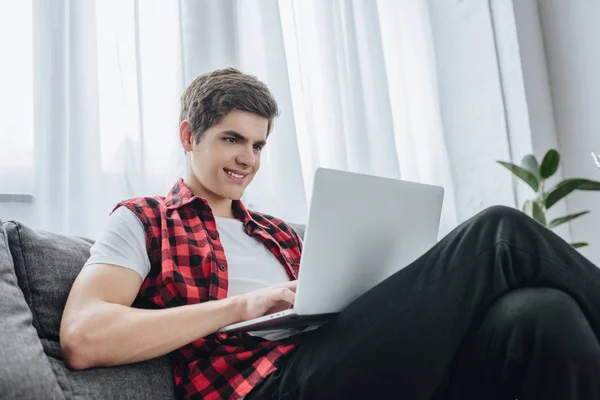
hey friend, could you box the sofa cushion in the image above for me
[4,221,95,342]
[4,221,176,399]
[0,220,64,399]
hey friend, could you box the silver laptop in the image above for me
[218,167,444,334]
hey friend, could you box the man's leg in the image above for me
[430,287,600,399]
[248,206,600,399]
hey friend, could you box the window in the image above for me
[0,0,34,194]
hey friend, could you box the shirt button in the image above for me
[219,265,227,271]
[211,233,218,240]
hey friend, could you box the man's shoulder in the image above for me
[114,195,166,210]
[248,209,301,237]
[112,196,167,221]
[248,209,285,227]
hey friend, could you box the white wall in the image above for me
[535,0,600,264]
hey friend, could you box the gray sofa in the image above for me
[0,218,305,399]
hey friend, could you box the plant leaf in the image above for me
[497,161,539,192]
[521,154,541,181]
[571,242,589,249]
[523,200,547,226]
[539,149,560,179]
[545,179,600,209]
[548,211,590,228]
[579,180,600,190]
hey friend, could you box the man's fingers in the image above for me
[278,287,296,304]
[277,280,298,292]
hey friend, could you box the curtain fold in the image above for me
[32,0,104,236]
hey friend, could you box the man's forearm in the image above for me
[61,297,242,369]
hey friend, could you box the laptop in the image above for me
[218,167,444,334]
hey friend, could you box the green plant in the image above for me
[497,149,600,248]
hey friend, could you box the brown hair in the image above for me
[179,68,279,143]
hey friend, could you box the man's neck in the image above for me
[211,204,235,219]
[182,177,234,219]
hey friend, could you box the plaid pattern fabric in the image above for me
[113,179,303,400]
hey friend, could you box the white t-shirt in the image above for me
[84,206,303,340]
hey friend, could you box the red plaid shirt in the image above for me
[114,179,303,399]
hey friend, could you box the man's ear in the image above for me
[179,120,193,152]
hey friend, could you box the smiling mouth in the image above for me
[225,169,246,179]
[224,168,249,184]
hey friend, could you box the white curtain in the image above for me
[271,0,458,234]
[1,0,458,239]
[29,0,184,237]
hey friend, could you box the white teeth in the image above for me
[226,170,244,179]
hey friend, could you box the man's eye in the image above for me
[224,137,237,144]
[254,145,263,152]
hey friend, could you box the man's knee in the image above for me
[476,287,599,359]
[463,205,545,243]
[472,205,529,226]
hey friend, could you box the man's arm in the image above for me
[59,263,243,370]
[60,264,297,370]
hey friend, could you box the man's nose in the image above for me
[236,146,255,167]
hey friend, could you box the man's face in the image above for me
[186,109,268,203]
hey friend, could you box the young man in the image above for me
[61,68,600,400]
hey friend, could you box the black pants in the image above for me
[247,206,600,399]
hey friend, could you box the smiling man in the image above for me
[182,109,266,216]
[178,72,271,219]
[60,68,600,400]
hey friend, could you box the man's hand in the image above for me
[234,281,297,322]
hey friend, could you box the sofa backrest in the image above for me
[4,222,94,344]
